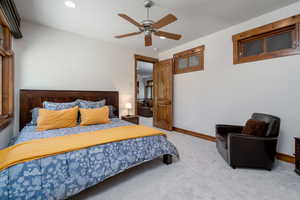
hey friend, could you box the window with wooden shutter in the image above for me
[173,45,205,74]
[0,13,14,130]
[233,14,300,64]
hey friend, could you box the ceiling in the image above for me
[137,61,153,76]
[14,0,300,52]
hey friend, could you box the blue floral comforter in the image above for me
[0,119,178,200]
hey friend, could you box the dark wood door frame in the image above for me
[134,54,158,116]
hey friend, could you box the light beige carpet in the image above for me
[71,119,300,200]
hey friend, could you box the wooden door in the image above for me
[153,59,173,131]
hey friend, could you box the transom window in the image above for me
[173,45,205,74]
[233,14,300,64]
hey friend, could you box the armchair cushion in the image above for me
[242,119,268,137]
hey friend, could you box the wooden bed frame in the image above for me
[19,89,119,130]
[19,89,173,165]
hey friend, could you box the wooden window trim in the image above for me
[0,12,14,131]
[0,115,11,130]
[233,14,300,64]
[173,45,205,74]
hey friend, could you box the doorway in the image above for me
[134,55,173,130]
[134,55,158,126]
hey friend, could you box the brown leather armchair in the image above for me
[216,113,280,170]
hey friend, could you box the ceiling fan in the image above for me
[115,0,182,47]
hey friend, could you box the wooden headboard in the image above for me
[20,89,119,130]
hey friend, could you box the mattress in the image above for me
[0,119,179,200]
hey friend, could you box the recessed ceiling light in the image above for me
[65,1,76,8]
[159,36,166,39]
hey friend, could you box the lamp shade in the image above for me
[125,102,132,109]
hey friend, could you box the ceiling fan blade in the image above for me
[118,14,142,27]
[152,14,177,29]
[115,32,142,39]
[154,31,182,40]
[145,35,152,46]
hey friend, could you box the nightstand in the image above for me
[295,137,300,176]
[121,115,139,125]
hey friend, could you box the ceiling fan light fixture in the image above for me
[65,1,76,8]
[144,29,152,36]
[159,36,166,39]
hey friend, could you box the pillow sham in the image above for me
[36,106,79,131]
[242,119,268,137]
[80,106,110,126]
[77,99,106,109]
[28,107,42,126]
[43,101,78,110]
[107,105,117,118]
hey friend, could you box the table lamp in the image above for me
[125,102,132,116]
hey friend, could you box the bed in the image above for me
[0,90,179,200]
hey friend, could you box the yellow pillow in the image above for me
[36,106,79,131]
[80,106,110,126]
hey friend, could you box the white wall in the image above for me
[159,2,300,155]
[13,21,157,132]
